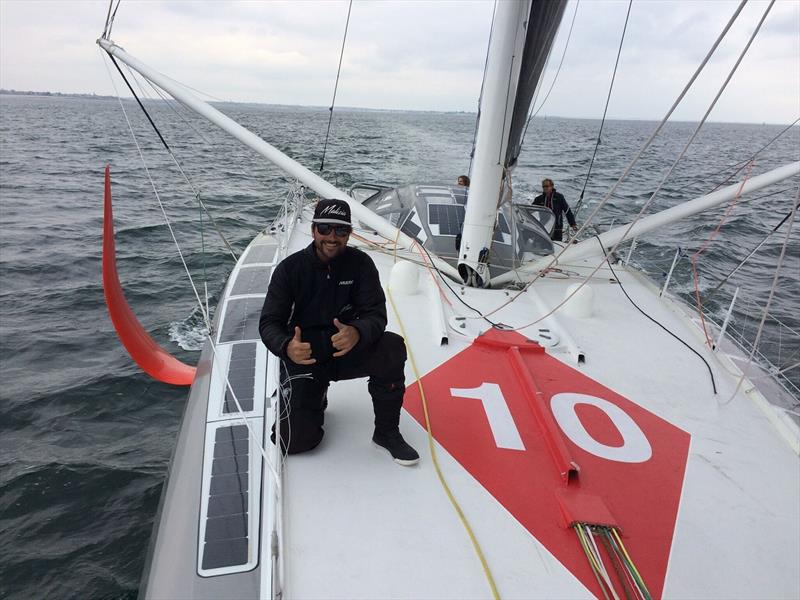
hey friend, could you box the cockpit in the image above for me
[355,183,555,278]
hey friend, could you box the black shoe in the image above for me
[372,431,420,466]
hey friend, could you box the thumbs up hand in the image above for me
[287,326,316,365]
[331,318,360,357]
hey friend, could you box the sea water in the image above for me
[1,94,798,598]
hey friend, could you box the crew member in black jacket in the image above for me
[259,199,419,466]
[532,178,578,242]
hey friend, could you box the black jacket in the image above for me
[532,190,576,236]
[259,243,387,363]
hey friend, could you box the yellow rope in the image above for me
[387,287,501,600]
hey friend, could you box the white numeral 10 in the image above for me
[450,384,652,463]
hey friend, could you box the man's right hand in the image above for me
[286,326,316,365]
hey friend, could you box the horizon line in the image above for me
[1,89,796,128]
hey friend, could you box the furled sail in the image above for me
[505,0,568,169]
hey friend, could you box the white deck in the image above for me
[269,217,799,599]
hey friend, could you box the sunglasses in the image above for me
[315,223,352,237]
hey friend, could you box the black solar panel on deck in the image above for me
[203,424,251,570]
[231,267,271,296]
[216,424,248,441]
[212,455,249,476]
[219,298,262,343]
[223,343,257,413]
[207,492,248,518]
[209,472,248,496]
[401,214,422,240]
[428,204,465,236]
[202,539,248,570]
[243,244,277,265]
[213,437,250,458]
[205,513,248,541]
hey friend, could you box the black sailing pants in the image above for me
[277,331,407,454]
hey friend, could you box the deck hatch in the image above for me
[223,343,257,413]
[231,266,271,296]
[219,298,261,343]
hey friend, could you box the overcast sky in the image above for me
[1,0,798,124]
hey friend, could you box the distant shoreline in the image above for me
[0,89,116,100]
[1,89,791,127]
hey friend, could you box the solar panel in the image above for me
[401,210,423,240]
[219,297,262,343]
[230,267,271,296]
[428,204,465,236]
[202,424,251,571]
[223,343,257,413]
[244,244,277,265]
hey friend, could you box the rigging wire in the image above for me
[574,0,632,218]
[520,0,580,142]
[597,235,718,394]
[701,117,800,195]
[702,198,800,304]
[464,0,754,325]
[141,75,214,146]
[469,0,499,174]
[520,0,772,331]
[101,50,212,330]
[107,0,122,39]
[690,161,753,348]
[113,59,239,261]
[319,0,353,173]
[102,0,115,38]
[723,186,798,405]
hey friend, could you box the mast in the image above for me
[459,0,566,287]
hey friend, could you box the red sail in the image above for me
[102,165,196,385]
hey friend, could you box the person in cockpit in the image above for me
[532,178,577,241]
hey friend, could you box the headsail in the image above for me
[505,1,568,169]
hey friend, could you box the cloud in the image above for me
[0,0,796,123]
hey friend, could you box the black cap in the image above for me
[312,198,351,226]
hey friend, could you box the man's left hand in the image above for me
[331,318,360,357]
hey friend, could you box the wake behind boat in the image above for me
[97,1,799,598]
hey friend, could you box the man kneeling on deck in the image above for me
[259,198,420,466]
